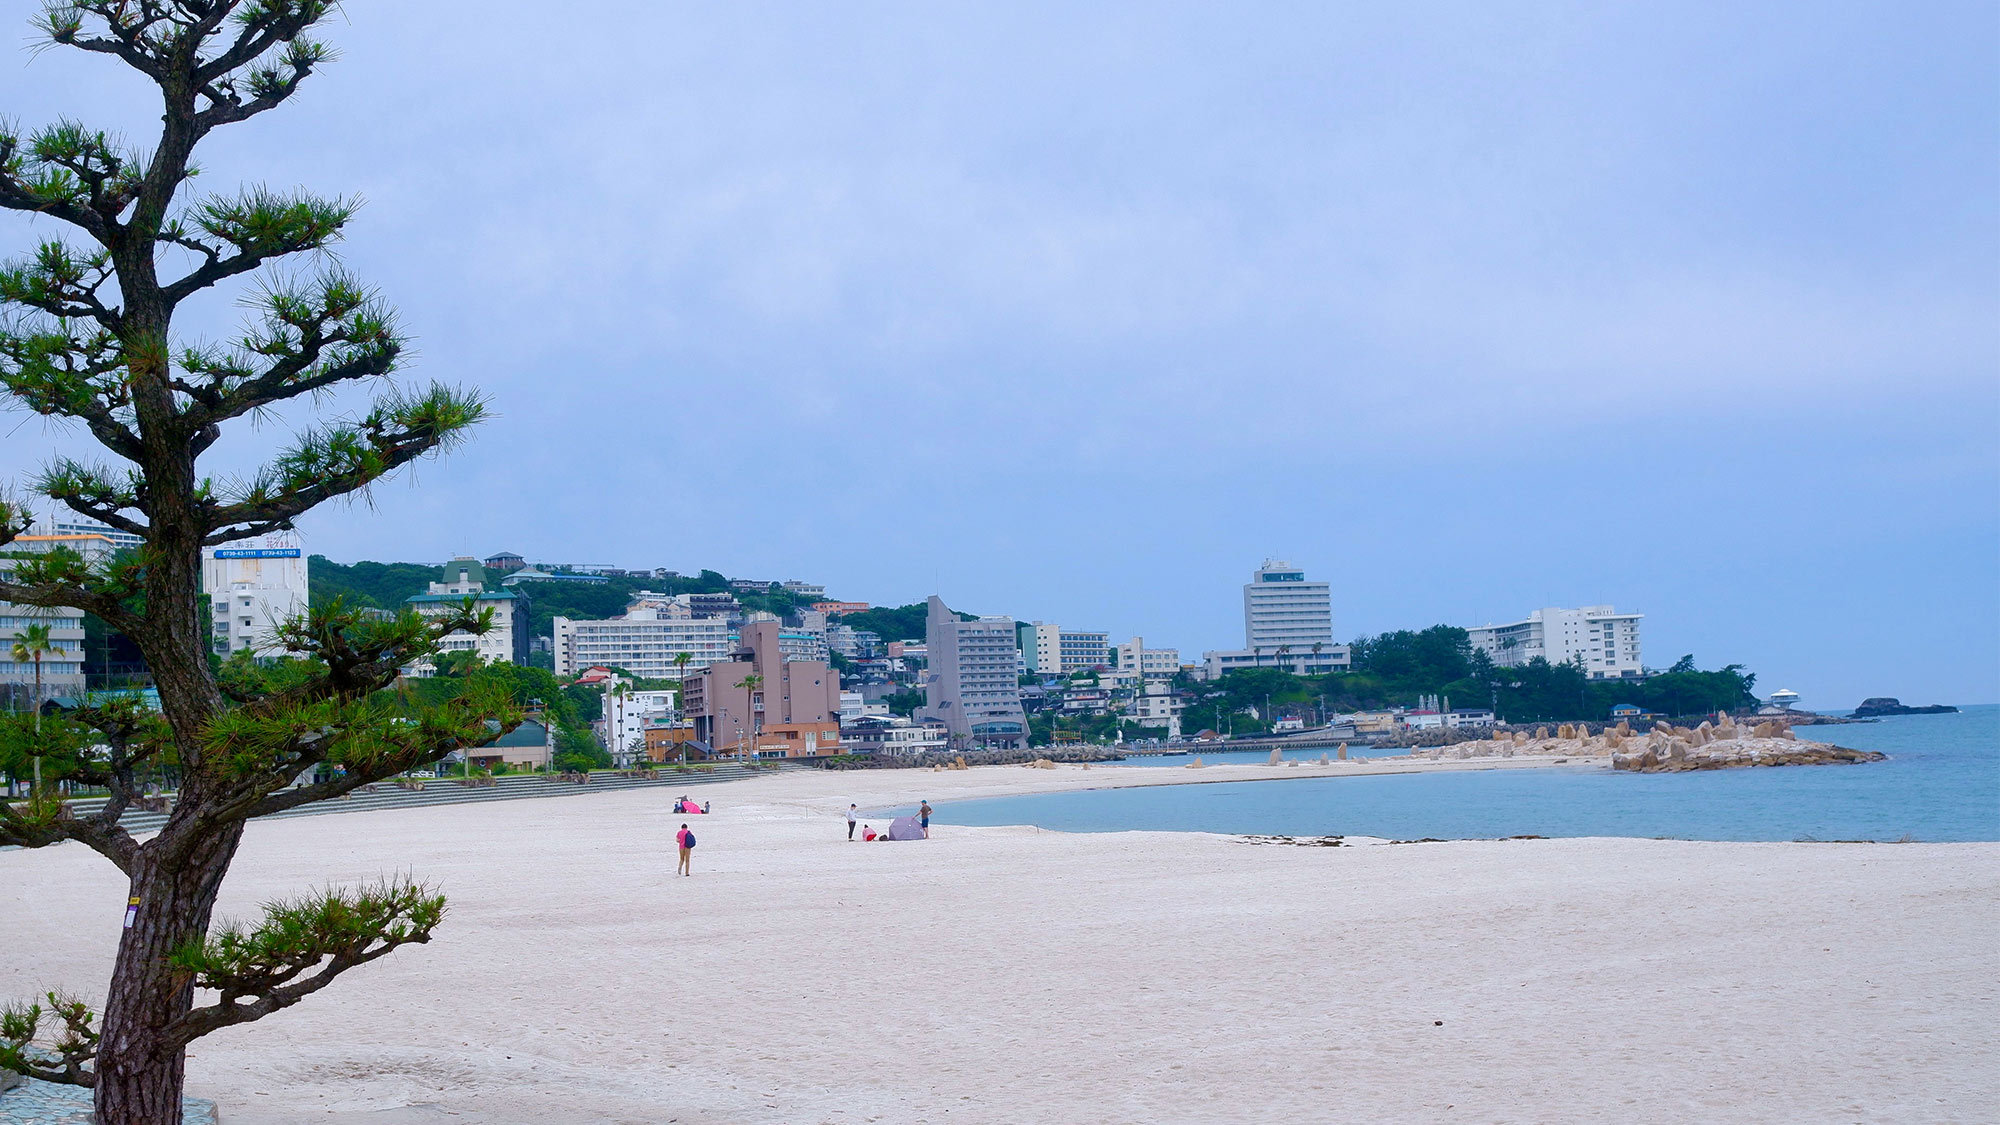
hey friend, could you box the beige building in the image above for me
[684,620,842,759]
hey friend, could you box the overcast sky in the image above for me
[2,2,1994,708]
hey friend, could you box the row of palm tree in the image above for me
[8,621,65,792]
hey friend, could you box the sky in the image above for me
[1,1,1995,709]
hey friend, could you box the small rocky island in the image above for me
[1405,717,1884,773]
[1850,697,1959,718]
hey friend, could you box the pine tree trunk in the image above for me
[92,819,246,1125]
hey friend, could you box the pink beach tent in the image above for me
[886,816,926,841]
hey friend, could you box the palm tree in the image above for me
[734,672,765,759]
[1276,644,1292,673]
[1311,641,1324,671]
[10,621,63,792]
[672,651,694,764]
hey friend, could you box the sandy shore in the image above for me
[3,761,1994,1123]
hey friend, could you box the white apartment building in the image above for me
[201,532,309,657]
[38,513,143,551]
[1128,680,1184,738]
[1115,637,1182,679]
[919,595,1028,749]
[0,533,108,700]
[404,557,532,675]
[1201,645,1352,678]
[841,714,950,757]
[1021,622,1110,675]
[1466,606,1644,680]
[553,610,731,679]
[599,679,676,767]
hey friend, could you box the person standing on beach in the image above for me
[847,804,858,840]
[676,823,694,876]
[920,800,932,838]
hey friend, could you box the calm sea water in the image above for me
[908,706,1999,843]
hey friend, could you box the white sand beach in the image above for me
[4,761,1995,1124]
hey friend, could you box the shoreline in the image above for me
[852,755,1589,822]
[4,764,1993,1122]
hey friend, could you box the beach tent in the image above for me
[886,816,926,841]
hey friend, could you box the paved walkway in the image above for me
[0,1073,218,1123]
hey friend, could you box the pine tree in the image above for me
[0,4,514,1120]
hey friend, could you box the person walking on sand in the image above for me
[676,822,695,876]
[847,803,858,840]
[920,800,932,838]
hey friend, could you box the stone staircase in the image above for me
[58,763,781,837]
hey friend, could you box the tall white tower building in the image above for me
[1243,559,1334,650]
[202,532,309,657]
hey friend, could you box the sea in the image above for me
[902,705,2000,843]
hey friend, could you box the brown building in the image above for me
[685,621,843,759]
[644,724,701,762]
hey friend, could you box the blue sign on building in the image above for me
[212,548,301,559]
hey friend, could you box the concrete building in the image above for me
[500,566,608,587]
[1115,637,1182,679]
[841,714,949,756]
[782,580,827,600]
[1020,622,1111,675]
[1127,680,1184,738]
[201,532,309,657]
[553,609,731,679]
[0,533,105,701]
[1243,559,1333,650]
[482,551,526,573]
[599,678,677,767]
[1199,560,1351,678]
[404,557,531,675]
[687,591,740,620]
[1201,645,1351,679]
[1466,606,1644,680]
[919,595,1028,749]
[37,514,143,551]
[684,620,842,759]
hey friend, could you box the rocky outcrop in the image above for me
[1612,739,1883,772]
[1408,721,1883,774]
[1851,697,1959,718]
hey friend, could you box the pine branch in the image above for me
[0,541,144,631]
[0,991,100,1087]
[0,239,121,327]
[178,270,401,426]
[34,460,147,529]
[201,383,486,542]
[0,797,140,874]
[0,325,145,460]
[161,188,355,303]
[167,879,442,1047]
[0,119,142,240]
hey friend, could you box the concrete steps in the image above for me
[59,763,788,837]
